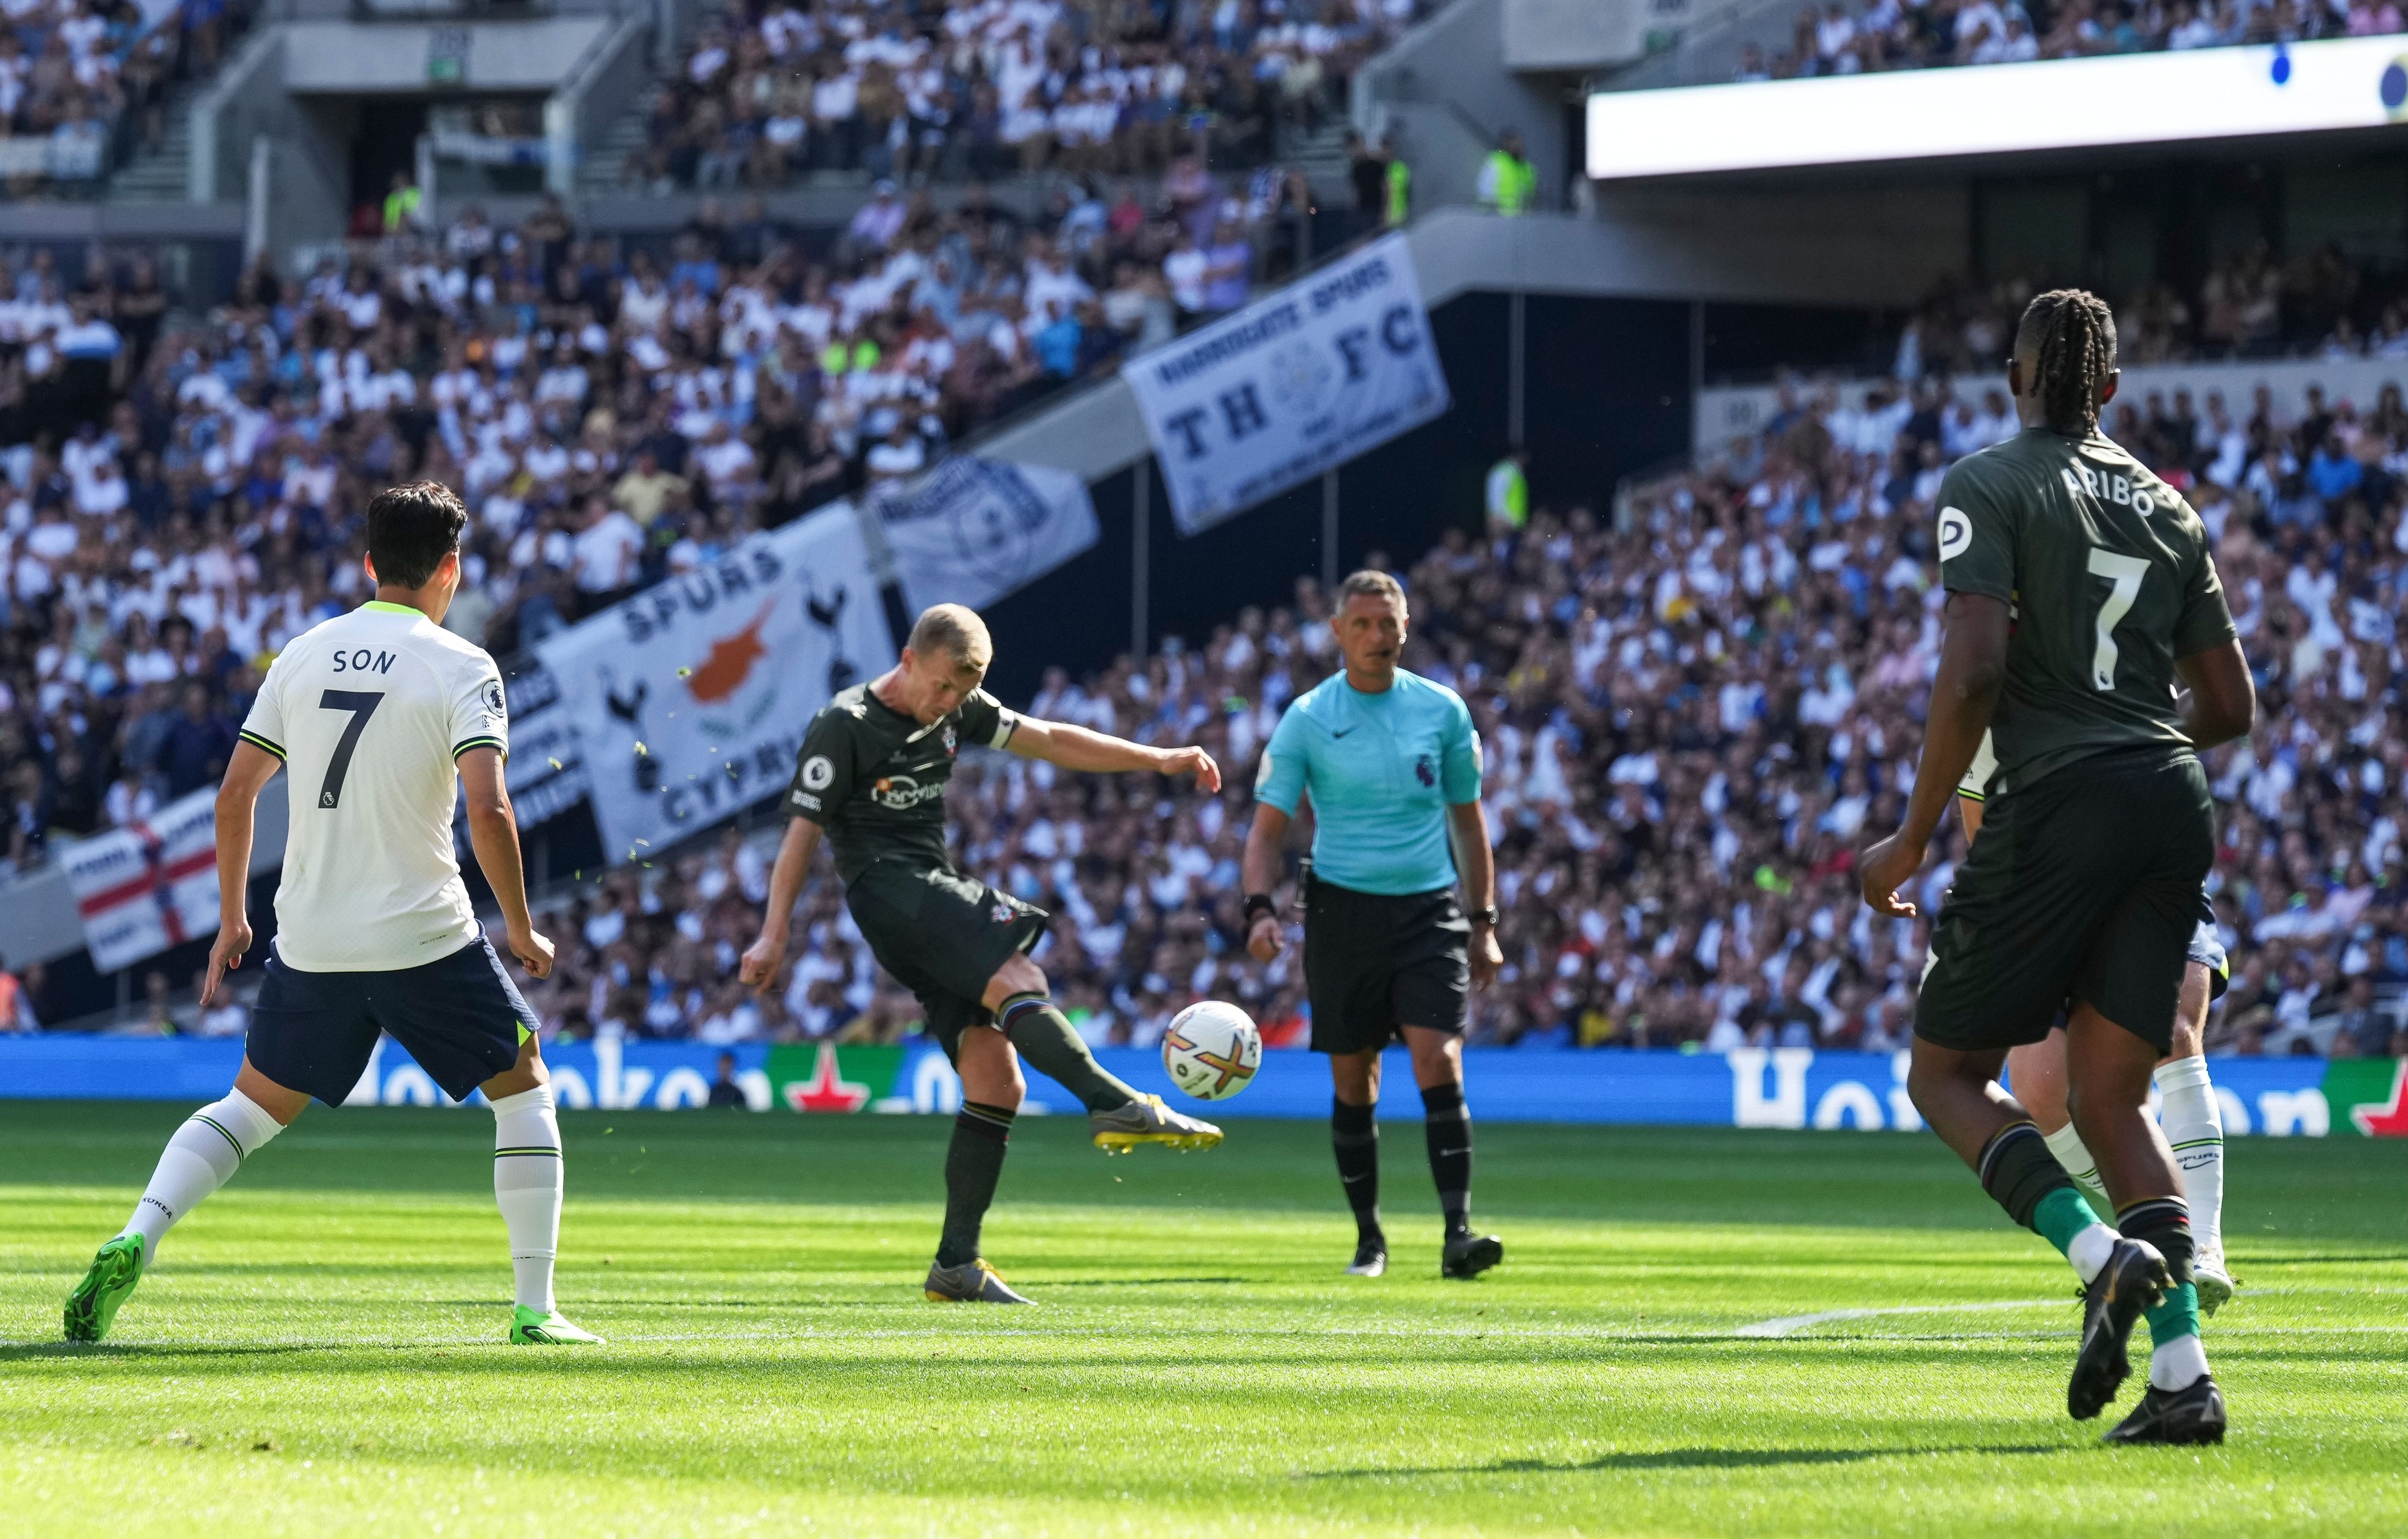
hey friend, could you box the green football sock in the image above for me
[2031,1184,2108,1257]
[2145,1280,2201,1348]
[996,993,1140,1113]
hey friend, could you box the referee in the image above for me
[1241,570,1504,1280]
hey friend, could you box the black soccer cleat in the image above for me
[1441,1233,1503,1280]
[2068,1238,2170,1421]
[1344,1240,1388,1277]
[2104,1374,2227,1446]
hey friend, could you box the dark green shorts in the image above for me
[1916,747,2214,1056]
[845,859,1048,1061]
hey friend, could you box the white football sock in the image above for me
[119,1091,285,1263]
[2149,1332,2210,1391]
[2065,1223,2117,1285]
[2042,1121,2111,1214]
[2154,1056,2226,1269]
[491,1084,563,1312]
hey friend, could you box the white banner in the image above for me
[873,456,1099,614]
[61,789,222,974]
[536,508,888,861]
[1123,233,1451,536]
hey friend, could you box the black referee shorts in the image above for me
[1303,877,1471,1055]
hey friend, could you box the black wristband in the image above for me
[1468,906,1498,927]
[1243,893,1277,925]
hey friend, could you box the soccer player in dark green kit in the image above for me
[739,603,1226,1304]
[1859,290,2255,1444]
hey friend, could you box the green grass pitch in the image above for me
[3,1102,2404,1537]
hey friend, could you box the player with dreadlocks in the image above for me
[1859,288,2256,1444]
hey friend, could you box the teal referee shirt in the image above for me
[1254,668,1483,895]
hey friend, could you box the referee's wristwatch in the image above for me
[1467,906,1498,929]
[1243,893,1278,927]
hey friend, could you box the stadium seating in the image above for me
[626,0,1426,192]
[3,191,2405,1056]
[1727,0,2403,82]
[0,0,253,196]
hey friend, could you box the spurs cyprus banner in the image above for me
[536,507,889,860]
[1124,232,1451,535]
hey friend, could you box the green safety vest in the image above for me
[1384,158,1410,226]
[382,184,422,232]
[1488,458,1526,527]
[1484,150,1535,216]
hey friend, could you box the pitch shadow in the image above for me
[1301,1444,2067,1478]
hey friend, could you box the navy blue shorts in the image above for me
[244,936,538,1105]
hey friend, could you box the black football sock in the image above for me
[1422,1081,1473,1239]
[1331,1098,1383,1246]
[936,1100,1016,1267]
[997,993,1140,1113]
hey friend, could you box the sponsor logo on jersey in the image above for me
[1936,506,1972,562]
[870,774,947,810]
[790,790,821,811]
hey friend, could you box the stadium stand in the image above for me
[1,0,255,196]
[5,207,2406,1058]
[1728,0,2403,81]
[626,0,1428,192]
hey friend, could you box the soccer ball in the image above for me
[1161,1000,1261,1101]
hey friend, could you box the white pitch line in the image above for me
[1734,1299,2072,1338]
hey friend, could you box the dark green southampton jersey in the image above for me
[1934,427,2236,796]
[783,682,1019,885]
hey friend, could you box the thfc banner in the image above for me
[1123,232,1451,536]
[534,507,890,861]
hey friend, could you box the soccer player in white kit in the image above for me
[62,483,601,1347]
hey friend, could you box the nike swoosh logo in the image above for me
[1437,1146,1471,1157]
[1332,728,1355,739]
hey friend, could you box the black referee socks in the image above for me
[1331,1098,1383,1245]
[1422,1082,1474,1240]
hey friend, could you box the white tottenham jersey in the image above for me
[240,600,508,971]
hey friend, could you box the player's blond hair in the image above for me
[908,603,991,667]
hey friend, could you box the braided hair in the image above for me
[2015,288,2117,435]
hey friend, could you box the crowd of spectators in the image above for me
[1890,255,2408,382]
[2,0,249,196]
[401,356,2408,1058]
[1734,0,2405,80]
[637,0,1425,193]
[6,200,2405,1055]
[0,163,1342,875]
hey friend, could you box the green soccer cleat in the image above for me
[63,1235,146,1343]
[924,1258,1035,1304]
[1090,1094,1222,1154]
[509,1306,605,1345]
